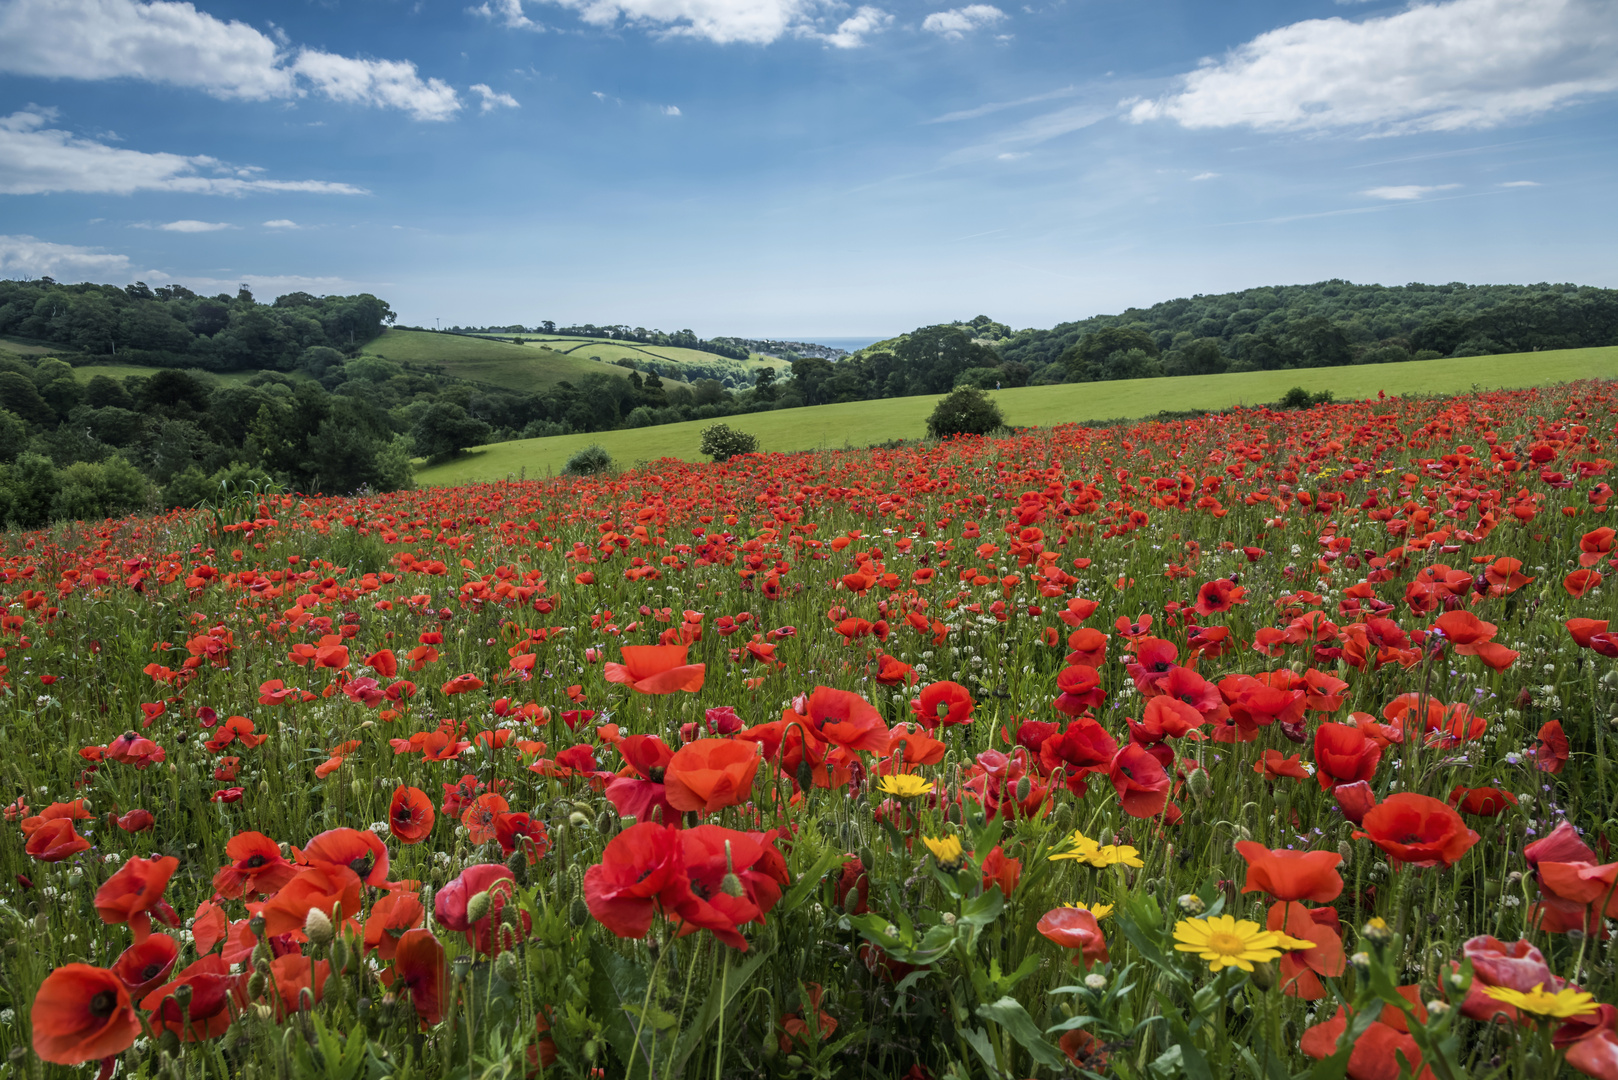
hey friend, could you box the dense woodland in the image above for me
[1,277,1615,525]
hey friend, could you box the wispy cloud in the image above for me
[927,85,1078,124]
[1190,171,1220,181]
[146,220,236,232]
[1362,183,1461,200]
[471,84,520,112]
[0,234,131,280]
[922,4,1006,40]
[263,219,302,229]
[1500,180,1541,187]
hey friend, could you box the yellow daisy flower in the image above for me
[1172,915,1315,973]
[1063,901,1114,919]
[877,774,935,798]
[923,834,964,868]
[1049,830,1144,869]
[1483,983,1600,1019]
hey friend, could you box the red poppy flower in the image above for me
[494,811,550,861]
[256,865,363,937]
[664,738,760,813]
[980,846,1021,896]
[1313,722,1381,791]
[802,686,889,753]
[1235,841,1343,903]
[1109,742,1171,819]
[604,734,678,823]
[1580,527,1616,567]
[1268,902,1344,999]
[670,825,785,950]
[1354,792,1479,868]
[1052,665,1106,716]
[435,863,528,953]
[142,955,239,1041]
[1194,576,1246,615]
[94,855,178,941]
[111,934,179,999]
[30,964,141,1064]
[1300,1008,1429,1080]
[441,672,484,695]
[1333,781,1376,826]
[1036,907,1109,967]
[911,681,975,729]
[460,793,510,845]
[212,831,298,898]
[1255,749,1310,781]
[263,953,328,1018]
[1039,717,1119,794]
[1566,569,1604,598]
[583,822,687,939]
[24,818,91,862]
[882,723,947,770]
[1447,786,1519,817]
[778,984,838,1053]
[1537,720,1570,773]
[300,827,390,885]
[363,892,425,962]
[391,928,446,1025]
[603,644,706,694]
[389,786,435,845]
[873,654,918,686]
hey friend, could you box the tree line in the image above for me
[0,278,395,372]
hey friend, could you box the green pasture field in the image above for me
[68,364,267,386]
[360,329,622,392]
[417,344,1618,484]
[0,334,56,357]
[528,336,773,369]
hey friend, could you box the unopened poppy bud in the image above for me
[506,848,529,884]
[1014,775,1032,803]
[247,972,267,999]
[795,758,814,792]
[1337,841,1352,867]
[1186,768,1212,802]
[330,936,350,974]
[253,954,271,975]
[303,908,335,947]
[569,811,590,830]
[466,889,492,925]
[495,949,520,984]
[569,897,590,928]
[721,872,746,898]
[350,779,364,800]
[1250,961,1276,991]
[1098,828,1113,847]
[258,780,270,795]
[595,809,617,836]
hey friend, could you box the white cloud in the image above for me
[0,110,370,196]
[922,4,1006,39]
[0,234,131,279]
[1127,0,1618,134]
[1190,171,1220,181]
[539,0,885,45]
[167,273,375,297]
[996,151,1027,160]
[1500,179,1541,187]
[662,104,682,115]
[471,84,520,112]
[0,0,462,121]
[158,219,234,232]
[262,219,301,228]
[823,6,892,47]
[1362,183,1461,200]
[469,0,543,29]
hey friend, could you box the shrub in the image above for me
[926,385,1005,439]
[698,423,759,462]
[1277,387,1335,410]
[563,444,613,475]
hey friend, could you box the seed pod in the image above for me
[595,809,617,837]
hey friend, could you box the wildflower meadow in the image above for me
[4,382,1618,1080]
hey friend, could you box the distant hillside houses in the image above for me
[712,338,849,361]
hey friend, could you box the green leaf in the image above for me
[958,888,1005,927]
[1162,1005,1216,1080]
[589,941,656,1079]
[977,996,1068,1071]
[960,1026,1001,1077]
[662,942,776,1078]
[781,848,843,914]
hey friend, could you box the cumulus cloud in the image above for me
[823,6,892,47]
[1126,0,1618,134]
[0,234,131,279]
[469,0,543,29]
[0,0,462,120]
[0,109,370,196]
[536,0,888,45]
[922,4,1005,39]
[262,219,301,228]
[471,84,520,112]
[661,104,682,115]
[1362,183,1461,200]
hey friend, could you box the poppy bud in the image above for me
[595,809,617,836]
[506,848,528,885]
[570,897,590,927]
[722,872,746,898]
[569,811,590,830]
[1014,776,1031,803]
[495,949,520,984]
[304,908,335,947]
[795,758,814,791]
[258,780,270,795]
[247,972,267,999]
[1337,840,1352,867]
[1249,961,1276,991]
[1185,768,1212,802]
[466,890,492,926]
[330,936,350,974]
[1098,828,1114,847]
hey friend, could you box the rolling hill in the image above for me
[415,344,1618,484]
[359,329,625,392]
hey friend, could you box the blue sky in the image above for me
[1,0,1614,338]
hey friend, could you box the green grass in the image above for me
[69,364,268,385]
[0,334,57,357]
[528,336,775,371]
[361,329,623,392]
[417,344,1618,484]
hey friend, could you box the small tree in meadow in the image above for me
[699,423,758,462]
[926,385,1005,439]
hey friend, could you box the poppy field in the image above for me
[3,381,1618,1080]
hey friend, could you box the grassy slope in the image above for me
[416,344,1618,484]
[361,329,622,392]
[528,336,776,372]
[68,364,266,385]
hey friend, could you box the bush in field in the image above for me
[698,422,758,461]
[1279,386,1334,409]
[926,384,1005,438]
[564,443,613,475]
